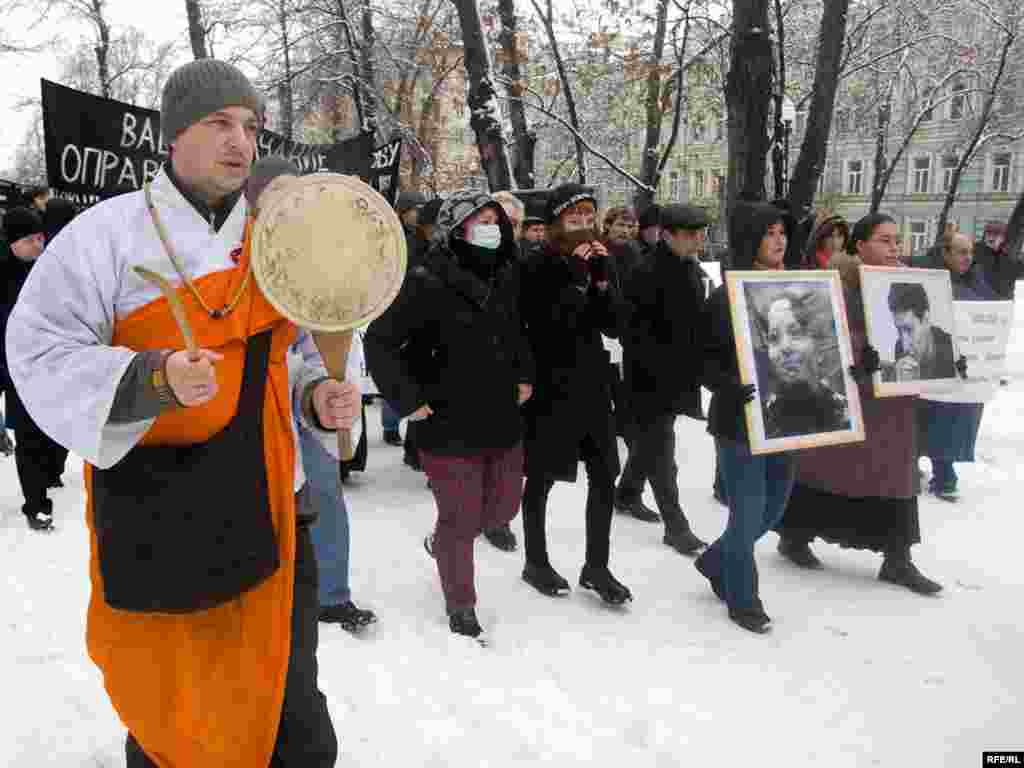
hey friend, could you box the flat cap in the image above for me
[638,204,662,230]
[660,204,709,231]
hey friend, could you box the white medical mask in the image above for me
[469,223,502,250]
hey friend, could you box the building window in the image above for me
[993,152,1012,192]
[950,81,967,120]
[912,155,932,194]
[941,155,958,192]
[919,86,934,122]
[846,160,863,194]
[909,220,929,254]
[692,121,706,143]
[693,169,705,198]
[710,172,721,196]
[998,78,1017,117]
[668,171,681,201]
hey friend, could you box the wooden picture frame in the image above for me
[726,270,865,455]
[859,265,959,398]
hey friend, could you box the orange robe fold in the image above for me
[84,242,300,768]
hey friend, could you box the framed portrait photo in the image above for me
[726,270,865,455]
[859,266,959,398]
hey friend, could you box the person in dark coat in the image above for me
[364,190,534,640]
[518,183,633,605]
[918,232,995,499]
[636,203,662,259]
[693,201,796,634]
[1,207,66,530]
[398,197,443,473]
[774,213,943,595]
[521,201,548,248]
[42,198,77,243]
[615,204,711,554]
[973,222,1023,300]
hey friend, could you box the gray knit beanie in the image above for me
[161,60,265,140]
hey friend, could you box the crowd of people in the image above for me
[0,57,1019,766]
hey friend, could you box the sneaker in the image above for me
[777,537,824,569]
[579,564,632,605]
[448,607,483,638]
[613,496,660,523]
[383,431,403,447]
[483,525,517,552]
[319,601,378,633]
[522,562,571,597]
[929,479,959,501]
[728,606,771,634]
[663,528,706,556]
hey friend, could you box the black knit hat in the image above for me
[3,207,44,244]
[419,198,443,227]
[545,183,597,224]
[161,60,265,140]
[523,200,546,226]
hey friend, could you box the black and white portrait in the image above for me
[727,272,864,455]
[860,267,958,397]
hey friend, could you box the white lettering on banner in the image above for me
[142,159,161,183]
[61,145,82,184]
[82,148,103,186]
[926,301,1015,404]
[121,113,138,149]
[117,157,139,188]
[371,141,400,171]
[97,150,120,188]
[137,118,158,153]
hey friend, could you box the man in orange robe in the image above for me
[5,60,359,767]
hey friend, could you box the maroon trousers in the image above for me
[420,443,524,613]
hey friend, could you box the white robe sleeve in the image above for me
[290,329,364,461]
[5,213,150,469]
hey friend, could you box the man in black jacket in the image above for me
[617,204,710,555]
[1,207,65,530]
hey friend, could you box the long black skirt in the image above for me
[775,483,921,554]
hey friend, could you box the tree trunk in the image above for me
[725,0,774,209]
[92,0,112,99]
[498,0,535,188]
[452,0,513,191]
[185,0,209,59]
[870,95,893,213]
[786,0,850,222]
[770,0,786,201]
[933,22,1016,253]
[635,0,670,211]
[360,0,379,137]
[532,0,586,183]
[335,0,366,137]
[277,3,294,140]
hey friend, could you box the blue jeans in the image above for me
[300,426,352,607]
[382,400,401,434]
[705,437,796,611]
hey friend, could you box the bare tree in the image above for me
[185,0,209,59]
[497,0,536,188]
[452,0,513,190]
[725,0,773,205]
[634,0,671,210]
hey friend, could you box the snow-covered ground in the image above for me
[2,300,1022,768]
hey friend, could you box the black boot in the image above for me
[879,548,942,595]
[579,564,633,605]
[448,607,483,638]
[522,561,571,597]
[483,524,518,552]
[728,606,771,634]
[777,535,823,569]
[663,524,706,556]
[24,499,54,533]
[613,493,660,523]
[694,553,723,601]
[319,601,378,633]
[383,430,403,447]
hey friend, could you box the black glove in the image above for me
[955,354,968,379]
[849,345,881,379]
[589,253,609,284]
[723,379,757,404]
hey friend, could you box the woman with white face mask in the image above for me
[364,191,534,642]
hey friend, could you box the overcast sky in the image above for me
[0,1,189,174]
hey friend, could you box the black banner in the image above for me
[40,79,375,206]
[369,139,402,206]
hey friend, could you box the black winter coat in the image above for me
[519,244,628,481]
[0,241,35,431]
[364,246,534,457]
[700,284,749,444]
[623,242,709,420]
[973,241,1023,300]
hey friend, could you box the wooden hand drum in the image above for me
[249,173,407,460]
